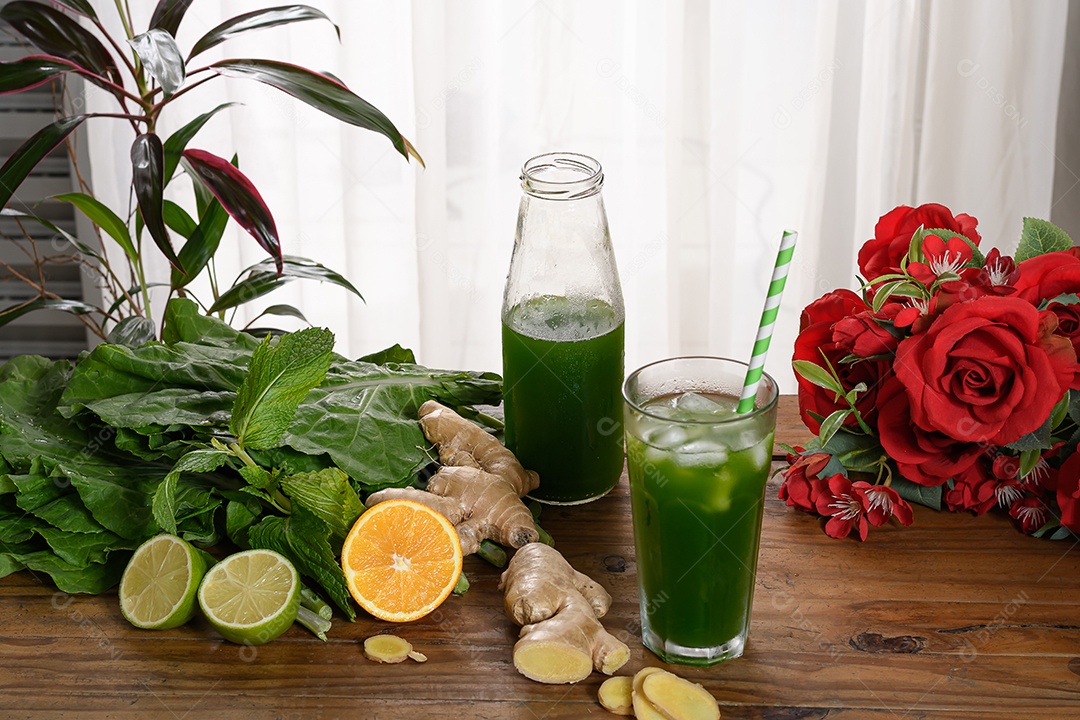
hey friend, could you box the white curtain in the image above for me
[84,0,1069,391]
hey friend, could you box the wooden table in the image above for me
[2,397,1078,718]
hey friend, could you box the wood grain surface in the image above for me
[2,397,1078,719]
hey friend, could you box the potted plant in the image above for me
[0,0,421,342]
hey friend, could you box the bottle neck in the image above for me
[520,152,603,200]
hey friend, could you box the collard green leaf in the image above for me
[161,297,259,350]
[36,526,131,567]
[183,149,281,272]
[152,449,230,534]
[11,549,125,594]
[211,59,422,165]
[231,327,334,449]
[0,2,121,85]
[248,507,355,618]
[225,497,260,546]
[1015,218,1074,262]
[209,256,363,313]
[280,468,363,544]
[131,134,183,271]
[0,114,88,210]
[189,5,340,60]
[286,360,502,489]
[128,29,186,98]
[357,344,416,365]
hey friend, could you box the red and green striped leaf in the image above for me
[0,1,121,86]
[0,55,75,95]
[211,59,423,166]
[0,114,88,209]
[189,5,339,60]
[149,0,196,38]
[131,133,182,271]
[182,149,281,273]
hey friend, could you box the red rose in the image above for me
[893,296,1075,446]
[1046,300,1080,376]
[779,453,831,513]
[832,311,898,357]
[858,204,981,283]
[1055,448,1080,533]
[794,290,888,433]
[876,377,983,486]
[1013,251,1080,305]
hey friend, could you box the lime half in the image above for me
[197,548,299,645]
[119,534,208,630]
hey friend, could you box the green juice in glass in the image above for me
[625,390,775,664]
[502,295,625,504]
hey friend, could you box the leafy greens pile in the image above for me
[0,299,501,618]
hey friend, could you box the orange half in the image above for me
[341,499,463,622]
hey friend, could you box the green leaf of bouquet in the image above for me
[1015,217,1074,262]
[1019,447,1041,478]
[817,409,849,447]
[792,360,844,396]
[889,475,942,510]
[906,225,927,264]
[1050,393,1071,430]
[230,327,335,450]
[1068,389,1080,426]
[280,468,363,545]
[1006,417,1052,452]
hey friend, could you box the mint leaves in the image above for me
[231,327,333,450]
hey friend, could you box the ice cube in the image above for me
[674,391,728,418]
[676,439,728,467]
[646,425,689,449]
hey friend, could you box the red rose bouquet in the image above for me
[782,203,1080,541]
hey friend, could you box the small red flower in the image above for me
[907,235,974,287]
[862,484,914,527]
[974,248,1019,295]
[944,460,998,515]
[1009,496,1049,535]
[778,453,831,513]
[815,476,872,541]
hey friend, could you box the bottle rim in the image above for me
[521,152,603,200]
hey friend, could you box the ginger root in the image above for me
[499,543,629,684]
[598,676,634,715]
[367,401,540,555]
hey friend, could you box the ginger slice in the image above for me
[363,634,412,663]
[642,670,721,720]
[632,667,669,720]
[598,675,634,715]
[367,401,539,555]
[499,543,629,684]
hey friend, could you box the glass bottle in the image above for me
[501,152,625,504]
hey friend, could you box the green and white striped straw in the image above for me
[737,230,799,414]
